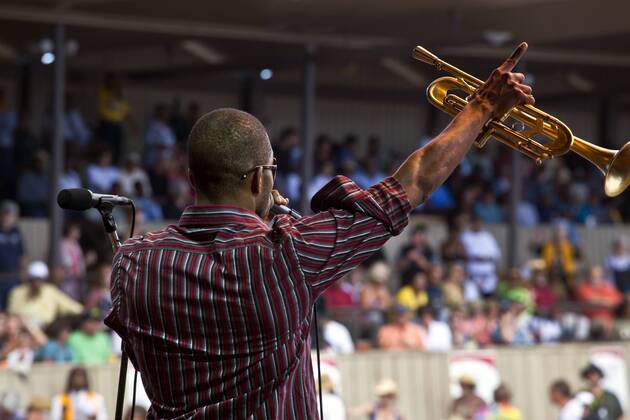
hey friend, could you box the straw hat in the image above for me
[374,378,398,397]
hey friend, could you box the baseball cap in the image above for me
[27,261,49,280]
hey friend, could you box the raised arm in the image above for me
[393,42,534,207]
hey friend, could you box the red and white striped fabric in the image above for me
[105,175,411,419]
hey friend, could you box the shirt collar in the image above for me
[178,205,267,229]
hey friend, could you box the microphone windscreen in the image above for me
[57,188,93,210]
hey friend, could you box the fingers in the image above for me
[497,42,528,72]
[514,86,535,105]
[271,190,289,206]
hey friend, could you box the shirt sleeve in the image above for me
[285,175,411,293]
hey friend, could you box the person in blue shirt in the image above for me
[36,320,74,363]
[0,200,25,310]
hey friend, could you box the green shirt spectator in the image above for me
[67,314,112,364]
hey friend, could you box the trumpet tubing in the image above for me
[413,45,630,197]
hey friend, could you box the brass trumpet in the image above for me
[413,46,630,197]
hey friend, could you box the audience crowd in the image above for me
[1,76,629,419]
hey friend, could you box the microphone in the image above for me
[270,204,301,219]
[57,188,132,211]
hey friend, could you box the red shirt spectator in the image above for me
[323,282,354,308]
[576,265,622,322]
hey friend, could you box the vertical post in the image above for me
[300,44,316,214]
[48,23,66,269]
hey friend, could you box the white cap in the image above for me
[27,261,49,280]
[574,391,595,406]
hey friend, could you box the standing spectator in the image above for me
[60,222,88,300]
[16,150,50,217]
[580,363,623,420]
[349,379,402,420]
[461,215,501,298]
[398,225,434,285]
[549,379,587,420]
[396,270,429,312]
[98,73,130,164]
[318,373,346,420]
[0,87,16,198]
[419,306,452,352]
[51,367,107,420]
[450,374,487,420]
[7,261,83,326]
[0,200,25,310]
[482,383,522,420]
[605,237,630,316]
[86,148,120,193]
[530,260,557,314]
[118,153,152,197]
[542,224,577,294]
[576,265,622,338]
[377,305,426,351]
[144,103,177,169]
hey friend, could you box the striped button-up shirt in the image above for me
[105,175,411,419]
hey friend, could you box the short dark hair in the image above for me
[550,379,571,397]
[188,108,271,200]
[494,383,511,403]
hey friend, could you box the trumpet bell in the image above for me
[605,142,630,197]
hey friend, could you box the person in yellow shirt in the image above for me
[396,270,429,312]
[98,73,131,164]
[7,261,83,326]
[541,224,577,292]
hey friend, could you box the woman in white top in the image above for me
[51,367,107,420]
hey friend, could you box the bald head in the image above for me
[188,108,272,200]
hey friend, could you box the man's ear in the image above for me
[250,168,263,195]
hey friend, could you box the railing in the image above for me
[1,342,629,420]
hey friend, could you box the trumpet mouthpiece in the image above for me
[413,46,440,66]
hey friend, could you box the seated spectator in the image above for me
[0,314,46,373]
[60,221,88,300]
[377,305,425,351]
[542,224,577,293]
[423,184,456,212]
[64,93,91,147]
[419,307,452,352]
[449,308,472,348]
[474,189,504,224]
[16,150,50,217]
[162,179,192,220]
[307,161,335,200]
[360,262,393,325]
[85,264,113,319]
[36,320,73,363]
[549,379,587,420]
[441,223,467,266]
[119,153,152,197]
[319,313,354,355]
[133,181,164,222]
[427,264,445,313]
[530,260,557,314]
[398,225,434,285]
[352,159,384,189]
[461,215,501,299]
[0,200,25,311]
[450,374,487,420]
[396,270,429,312]
[8,261,83,326]
[51,367,107,420]
[340,267,364,304]
[495,300,535,346]
[59,158,82,191]
[462,302,497,347]
[605,237,630,316]
[443,264,466,308]
[144,103,176,169]
[67,313,113,364]
[580,363,624,420]
[529,311,562,344]
[498,268,534,311]
[86,148,120,193]
[576,265,622,338]
[481,383,522,420]
[322,280,355,310]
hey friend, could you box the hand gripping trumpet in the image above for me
[413,45,630,197]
